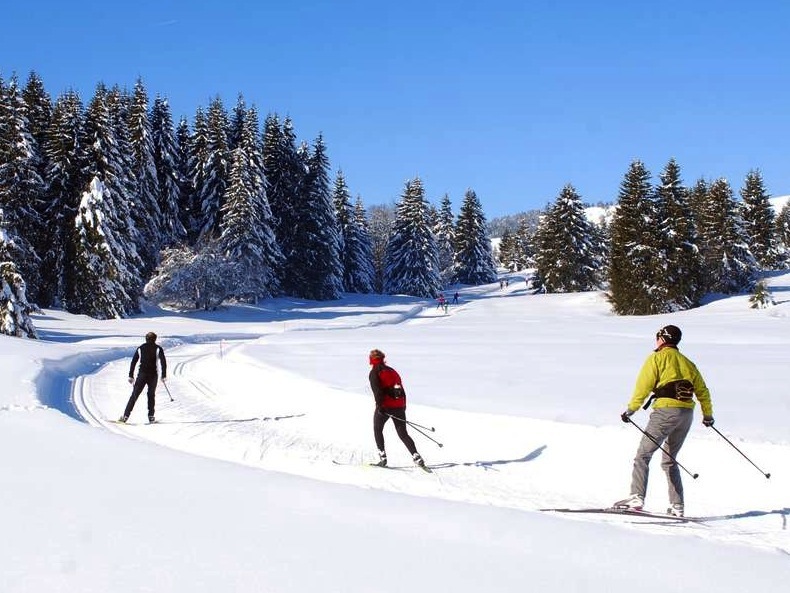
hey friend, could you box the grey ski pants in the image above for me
[630,407,693,505]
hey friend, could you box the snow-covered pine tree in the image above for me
[182,111,206,242]
[332,171,350,290]
[454,189,497,286]
[218,105,282,300]
[349,196,376,293]
[607,160,666,315]
[69,178,128,318]
[72,84,144,317]
[384,177,442,298]
[0,207,38,338]
[0,258,37,339]
[151,96,186,246]
[655,159,704,310]
[775,200,790,262]
[367,204,396,293]
[41,90,84,307]
[0,74,45,305]
[698,178,758,294]
[195,97,231,240]
[497,229,519,272]
[740,169,779,269]
[263,114,304,295]
[289,135,343,300]
[533,184,600,292]
[127,79,164,274]
[434,193,456,284]
[21,71,52,181]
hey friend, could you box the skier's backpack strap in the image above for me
[642,379,695,409]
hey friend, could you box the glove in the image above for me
[128,377,133,384]
[703,416,715,427]
[621,410,634,423]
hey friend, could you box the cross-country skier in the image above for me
[368,349,425,468]
[614,325,714,517]
[119,332,167,423]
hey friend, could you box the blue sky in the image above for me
[3,0,789,218]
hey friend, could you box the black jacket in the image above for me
[130,342,167,378]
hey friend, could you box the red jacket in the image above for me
[369,362,407,409]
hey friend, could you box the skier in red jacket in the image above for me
[368,349,425,468]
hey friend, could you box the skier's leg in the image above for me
[661,408,693,505]
[373,408,388,452]
[123,377,146,418]
[146,375,158,419]
[630,409,673,498]
[390,408,418,455]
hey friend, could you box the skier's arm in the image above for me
[369,367,384,407]
[129,348,140,379]
[158,346,167,379]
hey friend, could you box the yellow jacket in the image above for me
[627,345,713,417]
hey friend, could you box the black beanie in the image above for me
[657,325,682,345]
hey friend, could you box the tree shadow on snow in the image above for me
[429,445,546,471]
[155,414,306,425]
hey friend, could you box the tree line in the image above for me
[0,72,497,336]
[498,159,790,314]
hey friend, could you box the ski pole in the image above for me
[162,379,174,402]
[384,412,443,448]
[404,418,436,432]
[709,425,770,479]
[626,417,698,479]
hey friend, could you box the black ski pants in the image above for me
[124,373,158,419]
[374,407,417,455]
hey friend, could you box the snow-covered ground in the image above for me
[3,274,790,592]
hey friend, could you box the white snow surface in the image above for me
[3,273,790,592]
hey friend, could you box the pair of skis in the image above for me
[541,507,701,523]
[333,460,433,473]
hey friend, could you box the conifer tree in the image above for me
[384,178,441,297]
[698,178,757,293]
[740,169,778,269]
[21,71,52,181]
[151,96,186,246]
[655,159,704,310]
[350,196,376,293]
[41,90,84,307]
[218,105,281,300]
[72,84,143,316]
[434,194,456,284]
[289,135,343,300]
[0,251,37,338]
[367,204,396,293]
[775,200,790,260]
[195,97,230,240]
[0,74,45,304]
[533,184,600,292]
[607,160,665,314]
[454,189,497,285]
[263,114,303,295]
[127,79,163,273]
[497,229,519,271]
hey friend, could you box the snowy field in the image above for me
[2,273,790,592]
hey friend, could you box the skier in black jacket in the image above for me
[119,332,167,423]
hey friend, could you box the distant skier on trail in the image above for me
[368,349,425,468]
[614,325,714,517]
[119,332,167,424]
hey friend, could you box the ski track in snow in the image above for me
[72,291,790,557]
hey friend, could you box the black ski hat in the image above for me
[145,331,157,343]
[656,325,682,345]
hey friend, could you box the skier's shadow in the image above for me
[430,445,546,471]
[696,507,790,529]
[156,413,306,425]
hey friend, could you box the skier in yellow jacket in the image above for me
[614,325,714,517]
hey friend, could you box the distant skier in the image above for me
[437,293,446,309]
[119,332,167,424]
[453,292,459,305]
[614,325,714,517]
[368,349,425,468]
